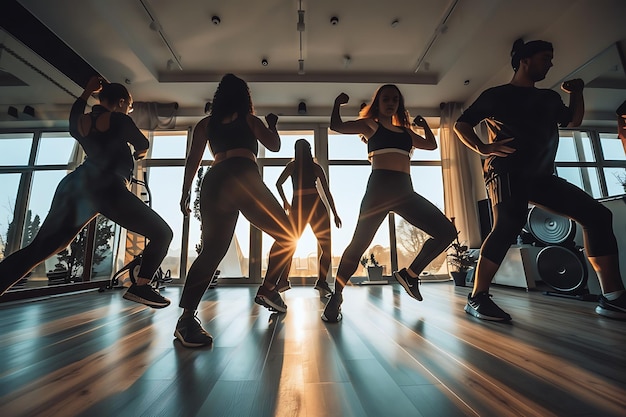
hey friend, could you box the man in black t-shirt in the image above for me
[454,39,626,322]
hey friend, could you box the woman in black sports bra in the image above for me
[321,85,457,322]
[272,139,342,298]
[175,74,297,347]
[0,76,173,309]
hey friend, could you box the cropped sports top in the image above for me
[208,115,259,156]
[367,123,412,159]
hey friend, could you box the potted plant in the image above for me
[360,253,383,281]
[447,235,475,287]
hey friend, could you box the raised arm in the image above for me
[561,78,584,127]
[409,115,437,150]
[69,75,102,138]
[315,164,342,228]
[276,162,295,211]
[180,117,209,216]
[330,93,375,136]
[248,113,281,152]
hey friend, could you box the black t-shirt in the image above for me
[457,84,572,177]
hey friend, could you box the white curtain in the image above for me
[439,102,486,248]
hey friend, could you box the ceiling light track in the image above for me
[413,0,460,73]
[138,0,183,70]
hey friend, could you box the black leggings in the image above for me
[0,162,173,295]
[273,192,332,284]
[335,169,456,290]
[482,173,617,265]
[179,158,296,310]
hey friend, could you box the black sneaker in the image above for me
[314,280,333,298]
[465,292,512,322]
[255,285,287,313]
[321,292,343,322]
[275,278,291,293]
[596,293,626,320]
[393,268,423,301]
[123,283,171,308]
[174,314,213,348]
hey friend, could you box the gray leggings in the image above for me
[335,169,456,291]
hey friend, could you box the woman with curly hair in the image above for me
[176,74,296,347]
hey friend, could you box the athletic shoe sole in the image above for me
[173,330,213,348]
[464,304,511,322]
[393,271,423,301]
[254,295,287,313]
[122,292,170,308]
[595,306,626,320]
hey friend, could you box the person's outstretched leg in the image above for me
[469,193,528,321]
[309,197,333,297]
[236,166,296,313]
[0,172,95,296]
[100,182,173,308]
[322,177,389,322]
[175,208,238,348]
[392,191,457,301]
[531,176,626,320]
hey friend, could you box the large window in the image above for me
[3,123,624,297]
[555,130,626,198]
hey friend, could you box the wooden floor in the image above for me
[0,282,625,417]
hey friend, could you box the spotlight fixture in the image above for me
[297,101,307,115]
[297,9,305,31]
[23,105,35,117]
[298,59,305,75]
[8,106,18,118]
[343,54,351,68]
[125,78,132,85]
[360,102,367,111]
[211,15,221,25]
[149,20,161,31]
[464,79,470,85]
[204,101,212,114]
[391,18,400,28]
[166,59,175,70]
[330,16,339,25]
[261,58,269,66]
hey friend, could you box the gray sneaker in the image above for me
[393,268,423,301]
[123,284,170,308]
[596,293,626,320]
[465,292,512,322]
[255,285,287,313]
[321,292,343,323]
[174,314,213,348]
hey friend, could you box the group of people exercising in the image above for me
[1,39,624,349]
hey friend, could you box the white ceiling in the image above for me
[1,0,625,130]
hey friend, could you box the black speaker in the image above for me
[536,246,588,295]
[523,206,595,300]
[524,205,576,246]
